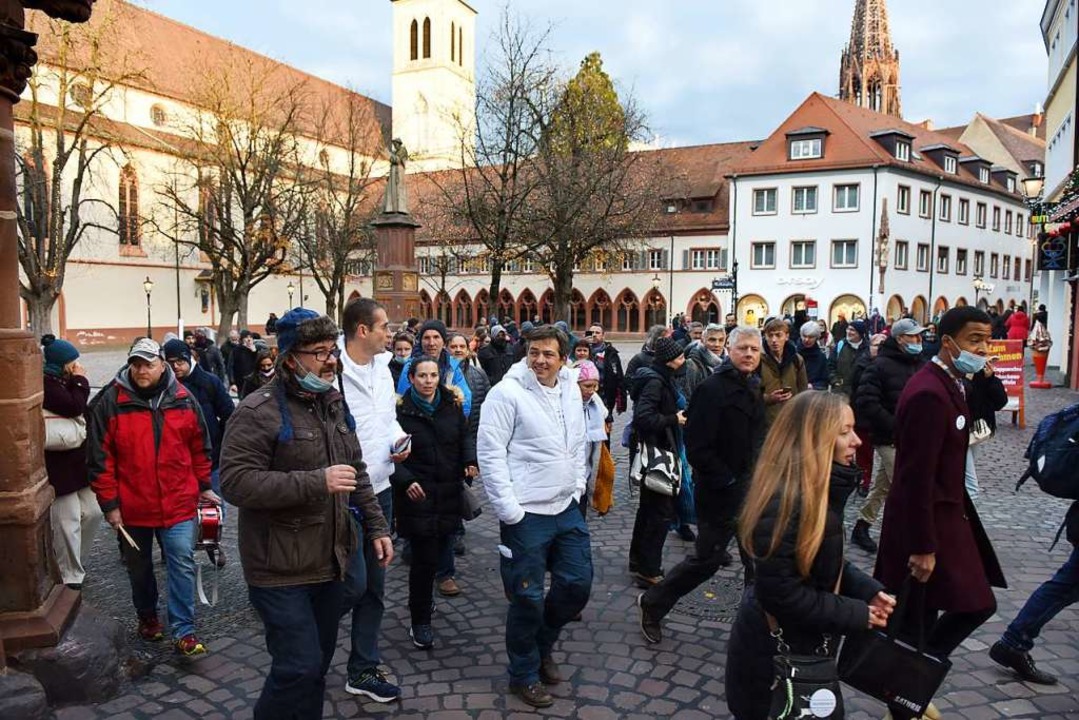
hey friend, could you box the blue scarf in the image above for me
[410,387,441,416]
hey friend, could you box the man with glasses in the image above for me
[221,308,391,719]
[587,324,625,420]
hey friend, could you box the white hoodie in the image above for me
[478,359,587,525]
[338,344,406,495]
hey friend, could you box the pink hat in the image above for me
[575,360,600,382]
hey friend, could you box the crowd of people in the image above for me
[35,295,1075,719]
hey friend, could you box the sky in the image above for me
[137,0,1050,146]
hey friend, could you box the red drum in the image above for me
[195,501,221,549]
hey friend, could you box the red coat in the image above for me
[874,363,1005,613]
[1005,310,1030,341]
[87,369,212,528]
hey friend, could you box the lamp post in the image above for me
[972,276,993,307]
[287,281,295,309]
[143,276,154,339]
[1020,174,1046,313]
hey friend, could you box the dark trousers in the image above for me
[342,488,392,678]
[629,486,676,577]
[643,481,750,618]
[408,533,453,625]
[248,580,346,720]
[1001,545,1079,652]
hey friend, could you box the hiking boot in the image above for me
[510,681,554,708]
[539,655,563,685]
[638,593,662,644]
[453,536,466,556]
[437,578,461,597]
[990,641,1058,685]
[632,571,663,589]
[206,546,227,568]
[851,520,878,554]
[137,615,164,641]
[675,525,696,542]
[410,624,434,650]
[345,668,402,702]
[174,634,207,658]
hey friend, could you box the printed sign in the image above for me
[987,339,1025,428]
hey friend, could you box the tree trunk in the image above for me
[25,292,56,337]
[337,284,346,326]
[216,292,239,341]
[487,263,503,316]
[552,265,574,324]
[325,292,338,327]
[237,291,250,331]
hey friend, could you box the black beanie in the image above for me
[419,319,449,341]
[653,337,684,365]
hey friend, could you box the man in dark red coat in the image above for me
[875,307,1005,715]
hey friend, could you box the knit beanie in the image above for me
[162,338,192,364]
[419,319,449,342]
[41,335,79,377]
[575,360,600,383]
[849,320,868,340]
[277,308,337,355]
[653,337,684,364]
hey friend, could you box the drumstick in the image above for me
[117,524,140,551]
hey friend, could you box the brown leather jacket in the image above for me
[220,378,389,588]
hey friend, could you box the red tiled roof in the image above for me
[998,113,1046,142]
[979,113,1046,164]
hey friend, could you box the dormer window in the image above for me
[979,167,990,183]
[896,141,910,162]
[790,138,822,160]
[1007,177,1016,193]
[944,156,957,174]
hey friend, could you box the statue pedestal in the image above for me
[372,212,421,323]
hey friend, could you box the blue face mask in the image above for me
[904,343,923,356]
[953,349,988,375]
[296,367,334,394]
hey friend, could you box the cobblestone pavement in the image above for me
[49,346,1079,718]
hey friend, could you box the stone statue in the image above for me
[383,138,409,215]
[21,0,96,22]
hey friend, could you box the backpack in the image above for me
[1016,401,1079,500]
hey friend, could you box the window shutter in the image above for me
[682,249,690,270]
[637,250,647,270]
[721,249,729,271]
[662,249,670,270]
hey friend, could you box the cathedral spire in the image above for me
[839,0,902,118]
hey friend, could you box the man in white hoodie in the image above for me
[478,325,592,709]
[338,298,409,704]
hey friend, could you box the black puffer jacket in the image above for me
[798,342,829,390]
[725,463,883,720]
[478,340,515,385]
[965,369,1007,433]
[631,363,681,452]
[459,360,490,445]
[854,338,923,445]
[391,388,476,538]
[625,346,655,397]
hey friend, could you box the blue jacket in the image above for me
[396,349,473,418]
[179,365,234,468]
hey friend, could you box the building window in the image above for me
[939,194,952,222]
[422,17,431,59]
[974,251,984,276]
[897,185,911,214]
[790,240,816,269]
[648,249,664,270]
[979,167,990,183]
[1015,256,1022,280]
[1005,210,1013,234]
[992,206,1001,231]
[834,184,859,212]
[937,246,949,274]
[896,141,910,161]
[1025,258,1032,281]
[150,104,168,127]
[1007,177,1016,193]
[1003,255,1011,280]
[830,239,858,268]
[1016,213,1024,236]
[944,156,957,174]
[789,138,822,159]
[751,242,776,269]
[916,243,930,272]
[752,188,777,215]
[792,186,817,214]
[418,256,431,274]
[118,165,140,246]
[958,198,969,225]
[691,249,723,270]
[621,253,634,271]
[976,202,987,228]
[410,19,419,60]
[956,248,968,275]
[691,198,714,213]
[990,253,999,278]
[894,240,909,270]
[919,190,932,218]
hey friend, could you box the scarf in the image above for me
[410,387,441,416]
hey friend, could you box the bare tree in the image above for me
[16,8,144,334]
[154,51,310,338]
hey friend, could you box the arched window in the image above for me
[410,20,418,61]
[450,22,456,62]
[589,289,612,330]
[518,289,537,326]
[497,289,515,320]
[475,289,490,325]
[419,290,433,319]
[454,290,473,328]
[118,165,140,246]
[615,290,640,333]
[570,290,586,330]
[643,289,666,329]
[459,27,464,66]
[422,18,431,59]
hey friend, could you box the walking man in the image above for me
[338,298,408,703]
[478,326,592,709]
[637,327,765,643]
[87,338,215,657]
[587,324,625,420]
[220,309,392,720]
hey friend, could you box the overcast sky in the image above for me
[140,0,1049,146]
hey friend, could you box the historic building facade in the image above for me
[839,0,901,118]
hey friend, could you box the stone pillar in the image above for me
[372,212,421,323]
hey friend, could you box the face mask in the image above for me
[391,355,407,365]
[260,368,275,378]
[946,338,988,375]
[924,333,937,342]
[296,366,334,394]
[904,343,923,356]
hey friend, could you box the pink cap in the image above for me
[575,360,600,382]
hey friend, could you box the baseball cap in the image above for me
[128,337,163,363]
[891,318,926,337]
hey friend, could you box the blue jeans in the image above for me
[499,501,593,686]
[248,580,346,720]
[1001,545,1079,652]
[343,488,392,678]
[123,519,197,639]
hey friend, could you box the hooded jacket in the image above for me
[477,360,587,525]
[396,348,473,418]
[853,337,923,446]
[87,365,213,528]
[177,364,234,469]
[758,341,808,425]
[339,346,407,496]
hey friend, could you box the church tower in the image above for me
[391,0,477,172]
[839,0,901,118]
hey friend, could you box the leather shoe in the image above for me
[539,655,562,685]
[638,593,662,644]
[437,578,461,597]
[851,520,878,553]
[510,682,554,708]
[990,641,1058,685]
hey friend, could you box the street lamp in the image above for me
[287,281,295,308]
[972,276,994,306]
[1020,174,1046,313]
[143,276,154,339]
[650,273,661,291]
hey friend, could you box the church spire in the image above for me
[839,0,902,118]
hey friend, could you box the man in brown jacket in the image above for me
[757,318,808,426]
[220,308,391,720]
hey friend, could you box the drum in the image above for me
[195,501,221,549]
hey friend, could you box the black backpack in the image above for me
[1016,401,1079,501]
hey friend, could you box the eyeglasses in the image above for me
[292,346,341,363]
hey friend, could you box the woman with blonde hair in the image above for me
[725,392,896,720]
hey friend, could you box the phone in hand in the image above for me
[780,386,793,394]
[393,435,412,454]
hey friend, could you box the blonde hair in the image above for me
[739,392,847,578]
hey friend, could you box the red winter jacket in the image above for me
[1006,310,1030,341]
[87,367,212,528]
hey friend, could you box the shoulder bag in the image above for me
[633,427,681,497]
[42,408,87,451]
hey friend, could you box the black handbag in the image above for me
[838,578,951,718]
[766,618,844,720]
[460,486,483,521]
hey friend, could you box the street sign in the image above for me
[711,278,735,290]
[988,339,1025,429]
